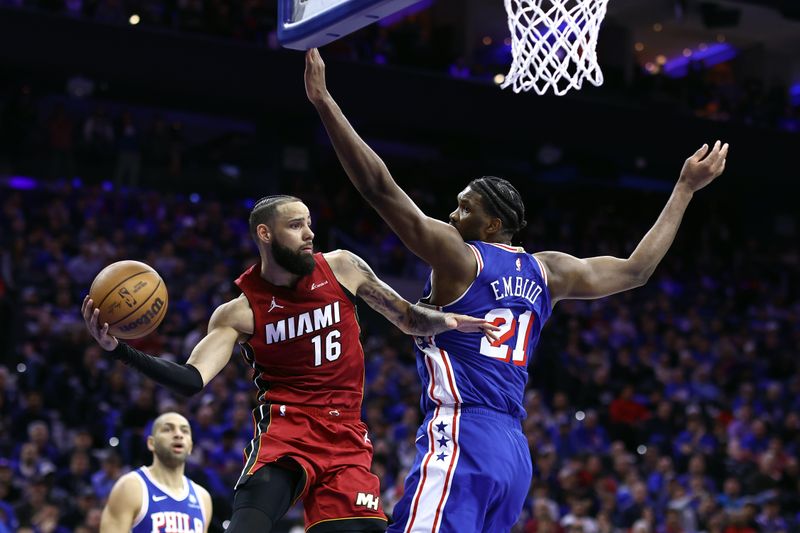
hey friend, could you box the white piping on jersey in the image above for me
[532,255,549,286]
[468,243,484,274]
[428,244,484,310]
[418,244,483,311]
[190,480,207,525]
[419,339,463,406]
[483,241,549,287]
[238,403,269,484]
[403,405,462,533]
[142,466,190,501]
[132,472,149,527]
[486,242,525,253]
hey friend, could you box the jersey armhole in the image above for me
[317,253,359,310]
[467,243,484,276]
[234,292,256,344]
[190,481,208,525]
[132,472,148,527]
[532,255,549,287]
[338,281,358,306]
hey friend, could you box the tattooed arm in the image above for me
[325,250,496,337]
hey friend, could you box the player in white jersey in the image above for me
[305,48,729,532]
[100,412,212,533]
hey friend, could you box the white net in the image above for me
[502,0,610,95]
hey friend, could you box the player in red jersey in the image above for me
[82,195,496,533]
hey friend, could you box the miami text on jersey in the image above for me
[265,301,342,344]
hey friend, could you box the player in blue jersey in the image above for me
[305,48,729,532]
[100,412,212,533]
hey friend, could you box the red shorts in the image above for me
[238,403,386,532]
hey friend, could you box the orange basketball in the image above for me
[89,260,169,339]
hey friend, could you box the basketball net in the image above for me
[502,0,610,95]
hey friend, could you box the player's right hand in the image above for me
[81,295,119,351]
[305,48,330,105]
[445,313,501,343]
[677,140,728,193]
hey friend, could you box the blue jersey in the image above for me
[390,242,549,532]
[414,241,551,420]
[131,467,206,533]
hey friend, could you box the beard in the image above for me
[450,221,479,242]
[272,236,316,276]
[153,442,189,469]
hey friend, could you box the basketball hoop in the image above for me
[502,0,610,95]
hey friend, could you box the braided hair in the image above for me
[248,195,301,242]
[468,176,527,238]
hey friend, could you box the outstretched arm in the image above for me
[305,49,474,277]
[82,295,249,394]
[326,250,497,338]
[537,141,729,305]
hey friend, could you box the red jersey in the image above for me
[234,253,365,411]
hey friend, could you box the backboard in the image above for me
[278,0,424,50]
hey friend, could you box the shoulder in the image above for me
[191,481,213,526]
[323,249,371,278]
[193,481,212,510]
[107,471,145,508]
[209,294,253,334]
[533,251,578,279]
[323,249,370,295]
[322,249,356,269]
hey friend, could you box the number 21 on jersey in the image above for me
[479,308,534,365]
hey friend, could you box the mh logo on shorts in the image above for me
[355,492,379,511]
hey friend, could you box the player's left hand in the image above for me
[678,140,729,193]
[445,314,501,342]
[305,48,330,105]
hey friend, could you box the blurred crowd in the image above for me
[2,0,799,133]
[0,148,797,533]
[0,81,264,195]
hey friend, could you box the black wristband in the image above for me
[110,342,204,397]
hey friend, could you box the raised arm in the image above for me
[537,141,729,305]
[100,474,141,533]
[305,49,474,276]
[82,294,251,394]
[325,250,496,338]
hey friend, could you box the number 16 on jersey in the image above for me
[479,309,534,366]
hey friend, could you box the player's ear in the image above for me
[257,224,271,243]
[485,217,503,236]
[146,435,155,452]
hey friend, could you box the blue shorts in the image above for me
[388,406,532,533]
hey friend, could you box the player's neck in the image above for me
[148,462,186,491]
[260,261,301,288]
[487,236,514,246]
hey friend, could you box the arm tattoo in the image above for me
[348,253,450,335]
[405,304,453,336]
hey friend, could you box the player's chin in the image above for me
[450,223,468,239]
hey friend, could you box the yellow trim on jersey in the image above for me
[306,514,388,532]
[291,462,310,507]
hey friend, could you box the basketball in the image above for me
[89,260,169,339]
